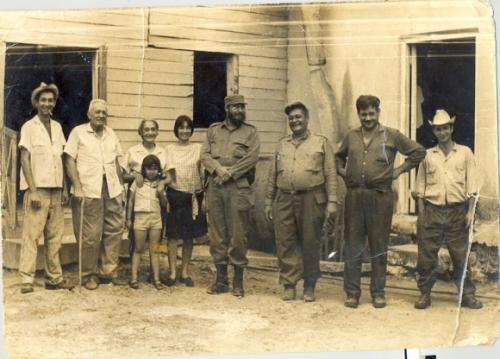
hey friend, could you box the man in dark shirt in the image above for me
[336,95,426,309]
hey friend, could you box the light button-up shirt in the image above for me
[18,115,66,190]
[415,143,479,206]
[64,123,123,199]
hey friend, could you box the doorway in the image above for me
[412,39,476,151]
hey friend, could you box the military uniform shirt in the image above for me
[265,131,337,206]
[201,119,260,182]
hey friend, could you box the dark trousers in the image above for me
[416,202,476,296]
[343,188,394,298]
[273,188,326,285]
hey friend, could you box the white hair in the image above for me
[87,99,107,115]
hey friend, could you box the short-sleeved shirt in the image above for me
[415,143,479,206]
[335,125,426,190]
[18,115,66,190]
[165,142,202,193]
[123,143,167,175]
[201,119,260,183]
[64,123,123,199]
[265,131,337,206]
[130,180,161,214]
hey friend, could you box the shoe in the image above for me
[414,293,431,309]
[161,277,176,287]
[344,294,360,308]
[232,266,245,298]
[153,280,165,290]
[45,279,75,291]
[129,280,139,290]
[20,283,34,294]
[207,264,230,295]
[303,279,316,302]
[98,276,112,284]
[84,276,99,290]
[462,295,483,309]
[180,276,194,287]
[372,295,386,308]
[111,277,128,286]
[282,284,296,301]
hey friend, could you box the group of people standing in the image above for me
[18,82,483,310]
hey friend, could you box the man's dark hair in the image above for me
[284,101,309,118]
[141,154,162,179]
[173,115,194,138]
[137,119,160,136]
[356,95,381,112]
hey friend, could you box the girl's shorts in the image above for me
[134,212,162,231]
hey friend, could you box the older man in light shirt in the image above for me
[64,99,125,290]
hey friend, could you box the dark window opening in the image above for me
[415,39,475,151]
[193,51,230,128]
[4,43,94,139]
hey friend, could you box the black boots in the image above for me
[207,264,230,294]
[303,278,316,302]
[232,266,245,298]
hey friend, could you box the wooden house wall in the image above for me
[0,5,289,155]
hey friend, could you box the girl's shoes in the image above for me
[129,280,139,289]
[180,276,194,287]
[161,277,176,287]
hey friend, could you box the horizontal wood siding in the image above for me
[148,6,288,155]
[0,5,288,155]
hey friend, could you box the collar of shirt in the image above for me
[222,118,239,132]
[85,122,110,139]
[286,130,311,146]
[136,143,164,156]
[33,115,56,141]
[353,124,385,134]
[431,142,458,158]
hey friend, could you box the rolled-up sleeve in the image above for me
[64,128,79,159]
[465,148,480,196]
[415,161,426,198]
[394,131,426,169]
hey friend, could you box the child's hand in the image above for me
[125,219,132,229]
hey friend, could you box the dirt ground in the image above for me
[2,245,500,359]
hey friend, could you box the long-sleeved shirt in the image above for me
[335,125,426,190]
[415,143,479,206]
[201,119,260,184]
[265,131,337,206]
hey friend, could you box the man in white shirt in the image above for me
[64,99,125,290]
[414,109,482,309]
[18,83,74,294]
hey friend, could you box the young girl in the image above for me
[126,154,167,290]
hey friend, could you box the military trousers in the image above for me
[19,188,64,285]
[273,187,326,285]
[71,180,124,280]
[416,202,476,296]
[343,187,394,298]
[206,179,253,267]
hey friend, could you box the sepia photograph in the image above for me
[0,0,499,358]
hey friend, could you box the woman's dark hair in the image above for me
[137,119,160,136]
[355,95,381,112]
[141,154,162,179]
[173,115,194,138]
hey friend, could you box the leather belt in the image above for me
[279,184,324,195]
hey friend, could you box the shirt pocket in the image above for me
[454,163,466,185]
[425,165,438,185]
[31,137,50,155]
[232,141,249,159]
[376,144,396,165]
[306,151,323,173]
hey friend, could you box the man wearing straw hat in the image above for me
[18,83,74,294]
[413,109,482,309]
[201,94,260,298]
[64,99,125,290]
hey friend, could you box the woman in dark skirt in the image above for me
[163,115,207,287]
